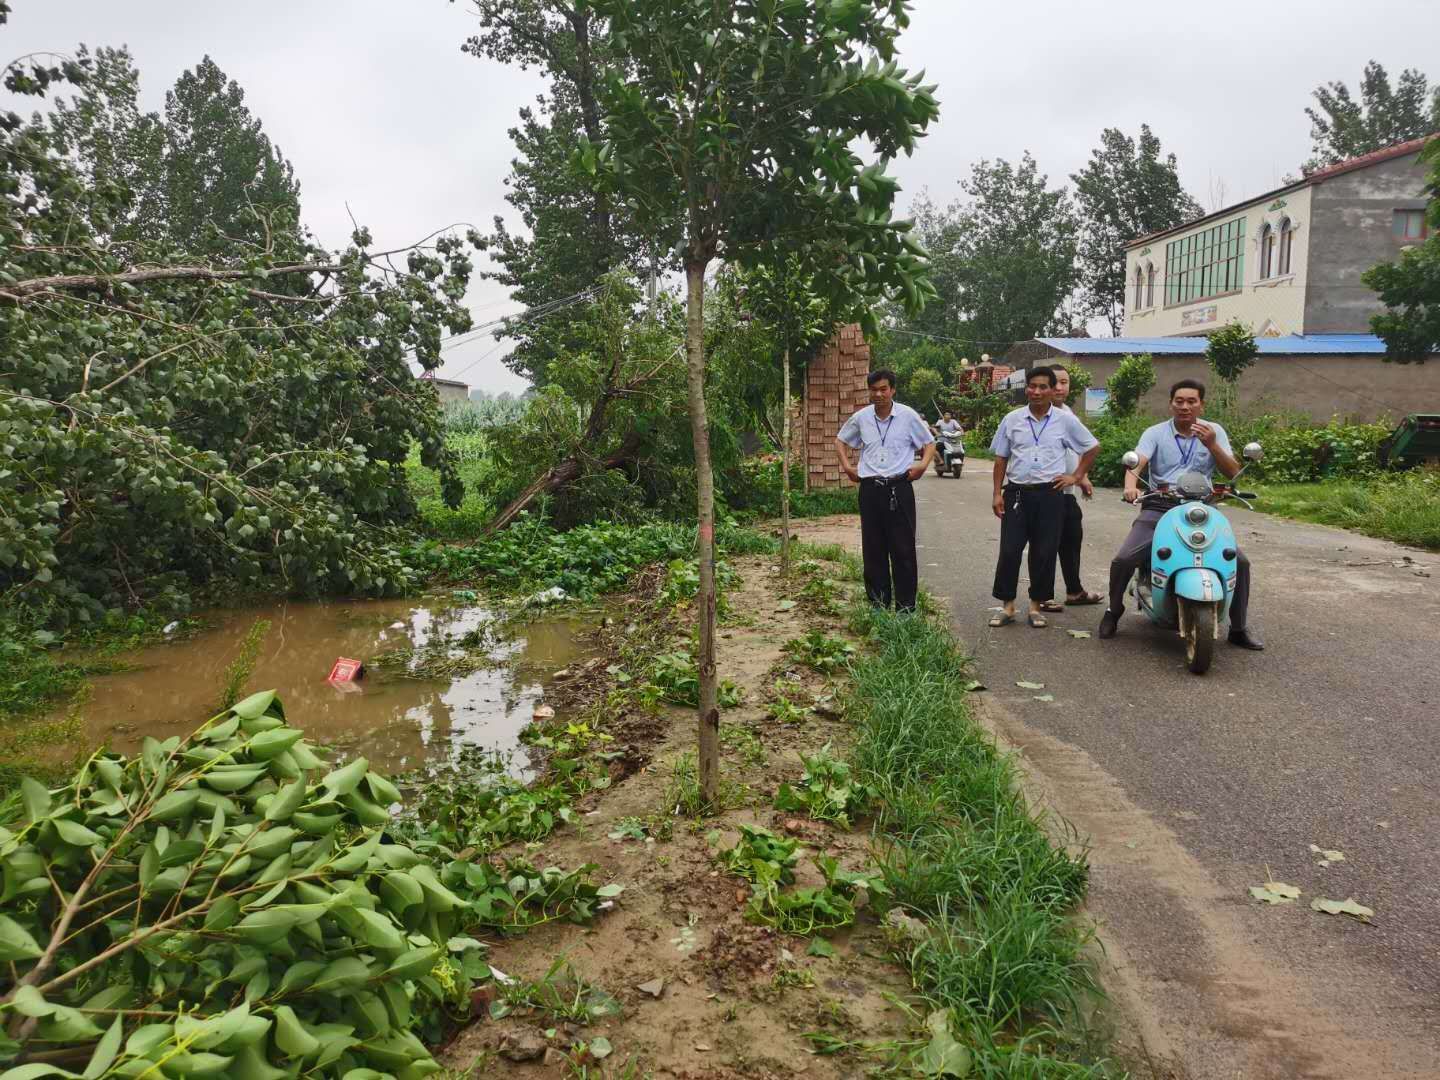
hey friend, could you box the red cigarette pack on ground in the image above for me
[327,657,365,683]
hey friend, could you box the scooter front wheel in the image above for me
[1180,599,1215,675]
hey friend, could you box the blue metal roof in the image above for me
[1036,334,1388,356]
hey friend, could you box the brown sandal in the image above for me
[1066,591,1104,606]
[1038,600,1065,613]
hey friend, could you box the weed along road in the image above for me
[910,469,1440,1078]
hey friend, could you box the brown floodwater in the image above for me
[73,597,589,776]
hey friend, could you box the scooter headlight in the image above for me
[1185,506,1209,526]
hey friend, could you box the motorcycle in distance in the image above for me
[1121,442,1263,675]
[934,430,965,478]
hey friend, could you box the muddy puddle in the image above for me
[72,597,591,776]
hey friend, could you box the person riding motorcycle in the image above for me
[1097,379,1263,651]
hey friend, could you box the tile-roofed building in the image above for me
[1122,135,1434,339]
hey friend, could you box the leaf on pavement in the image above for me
[1310,897,1374,922]
[1249,882,1301,904]
[1033,695,1054,703]
[1067,630,1091,639]
[1309,844,1345,867]
[1015,681,1045,690]
[776,600,798,611]
[962,680,986,693]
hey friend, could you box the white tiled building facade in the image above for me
[1123,137,1432,338]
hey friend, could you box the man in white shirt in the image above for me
[835,369,936,611]
[988,366,1100,629]
[1042,365,1104,612]
[1098,379,1262,649]
[935,411,963,436]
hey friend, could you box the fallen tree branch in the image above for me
[0,262,346,303]
[484,432,643,534]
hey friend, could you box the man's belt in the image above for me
[861,474,911,486]
[1004,482,1054,491]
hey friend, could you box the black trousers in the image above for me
[1107,508,1252,630]
[1059,493,1085,596]
[992,485,1064,604]
[858,476,918,611]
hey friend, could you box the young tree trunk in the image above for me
[685,260,721,805]
[780,346,792,576]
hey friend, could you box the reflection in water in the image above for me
[74,597,587,775]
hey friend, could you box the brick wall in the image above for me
[803,324,871,489]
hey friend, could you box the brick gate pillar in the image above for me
[803,324,871,490]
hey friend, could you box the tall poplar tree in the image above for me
[1072,125,1203,335]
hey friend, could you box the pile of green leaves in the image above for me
[774,745,877,828]
[718,825,887,937]
[0,690,496,1077]
[783,630,857,673]
[1,47,478,627]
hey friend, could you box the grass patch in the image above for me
[846,605,1116,1075]
[1253,470,1440,551]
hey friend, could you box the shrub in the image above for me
[722,457,856,519]
[1085,413,1389,487]
[1105,353,1156,418]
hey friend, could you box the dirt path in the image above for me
[441,551,915,1078]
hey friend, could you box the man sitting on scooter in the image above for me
[935,412,963,437]
[1097,379,1263,650]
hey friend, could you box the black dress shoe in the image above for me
[1228,628,1265,650]
[1098,610,1120,639]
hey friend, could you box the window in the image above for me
[1393,209,1427,240]
[1134,266,1144,309]
[1277,218,1294,276]
[1166,216,1245,306]
[1145,262,1156,308]
[1258,223,1274,280]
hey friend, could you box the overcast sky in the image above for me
[7,0,1438,392]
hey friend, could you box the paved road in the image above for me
[912,467,1440,1079]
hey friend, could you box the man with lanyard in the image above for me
[1097,379,1263,650]
[1041,365,1104,613]
[989,366,1099,629]
[836,369,936,611]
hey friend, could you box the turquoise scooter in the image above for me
[1120,442,1263,674]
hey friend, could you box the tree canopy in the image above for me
[1071,125,1203,334]
[455,0,647,383]
[1304,61,1440,173]
[1363,137,1440,363]
[1,38,476,626]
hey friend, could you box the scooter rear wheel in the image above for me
[1182,600,1215,675]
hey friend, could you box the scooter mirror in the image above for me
[1243,442,1264,462]
[1121,451,1141,470]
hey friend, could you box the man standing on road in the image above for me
[989,366,1100,629]
[1097,379,1264,649]
[1042,365,1105,613]
[836,369,936,612]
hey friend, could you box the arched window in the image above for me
[1145,262,1156,308]
[1134,266,1144,309]
[1259,223,1274,280]
[1277,217,1294,276]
